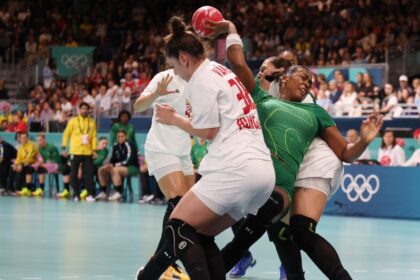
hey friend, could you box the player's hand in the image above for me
[360,113,384,144]
[155,75,178,97]
[204,19,232,39]
[92,151,98,159]
[155,104,178,125]
[62,150,68,158]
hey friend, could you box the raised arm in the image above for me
[206,20,256,92]
[321,113,384,163]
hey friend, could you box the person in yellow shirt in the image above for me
[0,103,13,124]
[14,132,43,196]
[60,102,97,202]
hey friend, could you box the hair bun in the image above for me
[169,17,186,37]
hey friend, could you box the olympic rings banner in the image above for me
[51,46,94,77]
[325,165,420,219]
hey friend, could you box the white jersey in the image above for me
[143,69,191,156]
[186,59,271,174]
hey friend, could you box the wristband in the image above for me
[226,34,243,49]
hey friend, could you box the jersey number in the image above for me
[228,77,256,114]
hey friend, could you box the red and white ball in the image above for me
[192,6,223,37]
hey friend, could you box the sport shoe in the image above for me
[138,194,154,204]
[57,189,70,199]
[280,264,287,280]
[32,188,44,197]
[229,253,256,278]
[160,265,190,280]
[80,189,88,200]
[86,195,96,202]
[16,187,31,197]
[73,195,80,202]
[95,191,108,201]
[149,197,166,205]
[108,192,122,202]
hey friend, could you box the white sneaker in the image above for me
[108,192,122,202]
[138,194,154,204]
[73,196,80,202]
[95,191,108,201]
[86,195,96,202]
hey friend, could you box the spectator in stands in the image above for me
[60,97,73,119]
[378,130,406,166]
[335,82,358,116]
[81,88,96,111]
[352,47,366,64]
[316,83,334,113]
[28,109,42,132]
[42,59,56,89]
[40,102,53,129]
[346,129,371,160]
[328,79,342,104]
[61,102,97,202]
[0,79,8,100]
[7,114,27,133]
[354,72,364,93]
[36,133,61,197]
[98,83,111,114]
[360,73,376,99]
[109,110,137,148]
[0,119,8,131]
[379,83,399,116]
[24,33,37,61]
[0,135,17,195]
[403,129,420,166]
[97,130,139,202]
[0,103,12,123]
[14,132,40,196]
[397,75,413,100]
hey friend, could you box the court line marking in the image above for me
[59,277,80,279]
[381,269,397,272]
[410,269,420,272]
[21,278,41,280]
[353,270,369,273]
[94,276,114,278]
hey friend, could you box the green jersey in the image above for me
[191,139,208,169]
[39,143,61,164]
[110,123,137,148]
[251,80,335,198]
[94,149,108,167]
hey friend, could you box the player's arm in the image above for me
[155,104,219,140]
[134,74,178,112]
[321,113,383,163]
[206,20,256,93]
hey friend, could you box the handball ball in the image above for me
[192,6,223,37]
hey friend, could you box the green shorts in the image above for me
[272,156,295,201]
[127,165,139,176]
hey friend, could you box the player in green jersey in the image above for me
[205,19,383,280]
[109,111,137,148]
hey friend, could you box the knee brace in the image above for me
[267,220,292,242]
[290,214,318,253]
[164,218,199,258]
[167,196,181,213]
[255,190,285,227]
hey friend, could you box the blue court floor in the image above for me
[1,196,420,280]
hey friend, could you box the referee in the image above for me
[61,102,97,202]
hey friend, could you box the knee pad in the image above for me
[255,190,285,227]
[164,218,199,258]
[267,220,292,242]
[290,215,318,252]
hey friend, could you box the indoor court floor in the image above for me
[1,196,420,280]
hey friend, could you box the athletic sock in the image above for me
[100,185,107,193]
[198,234,225,280]
[268,220,304,279]
[64,183,70,191]
[39,183,45,191]
[291,215,352,280]
[154,196,182,254]
[114,185,122,194]
[222,214,267,272]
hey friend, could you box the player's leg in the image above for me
[108,166,128,201]
[290,186,352,280]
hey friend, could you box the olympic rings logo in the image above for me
[341,174,380,203]
[60,55,88,69]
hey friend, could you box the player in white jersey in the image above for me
[134,66,195,280]
[136,17,275,280]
